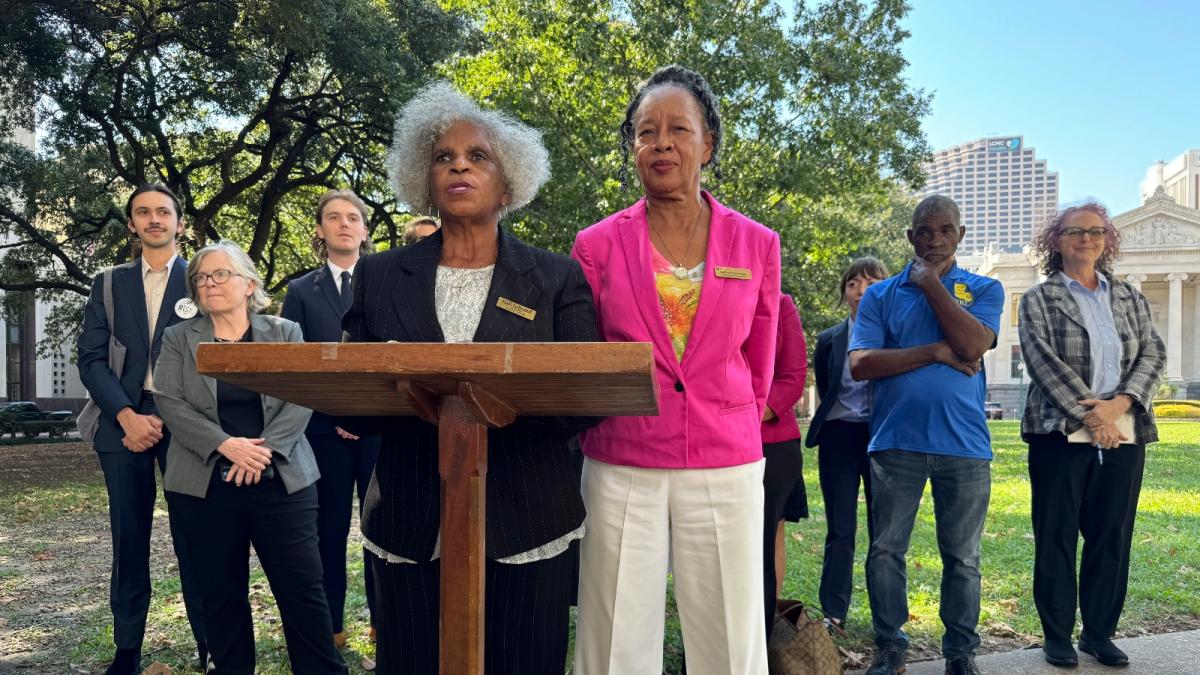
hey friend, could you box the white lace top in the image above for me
[361,264,584,565]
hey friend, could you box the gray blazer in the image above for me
[1018,272,1165,445]
[153,313,318,498]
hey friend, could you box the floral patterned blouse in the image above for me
[651,245,704,360]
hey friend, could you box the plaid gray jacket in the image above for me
[1018,272,1165,445]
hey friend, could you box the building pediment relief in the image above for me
[1114,188,1200,249]
[1119,216,1200,248]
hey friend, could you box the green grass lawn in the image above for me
[771,421,1200,661]
[2,422,1197,673]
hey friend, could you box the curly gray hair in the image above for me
[387,82,550,215]
[187,240,270,314]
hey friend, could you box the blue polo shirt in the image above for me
[849,262,1003,459]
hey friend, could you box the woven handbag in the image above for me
[767,599,843,675]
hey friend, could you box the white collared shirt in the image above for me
[327,260,357,293]
[142,253,178,390]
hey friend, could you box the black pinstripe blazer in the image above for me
[341,227,601,560]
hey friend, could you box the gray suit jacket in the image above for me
[153,313,318,498]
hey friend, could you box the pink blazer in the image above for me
[761,294,807,444]
[571,192,781,468]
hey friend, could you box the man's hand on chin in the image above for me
[910,254,954,287]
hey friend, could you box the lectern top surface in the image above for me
[196,341,658,417]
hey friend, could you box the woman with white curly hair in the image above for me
[339,81,601,674]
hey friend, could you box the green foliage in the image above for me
[441,0,931,332]
[1,0,930,353]
[0,0,463,354]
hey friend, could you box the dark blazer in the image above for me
[341,228,601,560]
[803,318,850,448]
[153,314,318,497]
[280,263,353,436]
[77,256,190,453]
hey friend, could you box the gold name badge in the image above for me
[497,297,536,321]
[714,266,752,280]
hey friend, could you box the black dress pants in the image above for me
[370,548,575,675]
[168,472,346,675]
[816,419,873,622]
[763,438,805,635]
[1028,433,1145,642]
[310,430,380,632]
[96,391,206,651]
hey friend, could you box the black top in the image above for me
[341,228,602,560]
[215,327,264,438]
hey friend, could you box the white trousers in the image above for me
[574,457,767,675]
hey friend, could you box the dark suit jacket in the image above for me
[280,263,354,436]
[77,256,190,454]
[341,228,601,560]
[803,318,851,448]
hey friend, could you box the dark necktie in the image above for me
[340,270,353,312]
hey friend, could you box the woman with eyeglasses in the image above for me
[1018,202,1164,669]
[153,240,346,675]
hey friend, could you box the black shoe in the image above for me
[944,655,980,675]
[198,641,210,672]
[1043,637,1078,668]
[1079,633,1129,667]
[866,645,907,675]
[104,648,141,675]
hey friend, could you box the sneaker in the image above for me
[823,616,847,636]
[944,655,981,675]
[866,645,907,675]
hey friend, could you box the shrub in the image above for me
[1153,400,1200,418]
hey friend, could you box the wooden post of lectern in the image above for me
[196,342,658,675]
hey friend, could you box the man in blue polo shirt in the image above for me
[849,195,1003,675]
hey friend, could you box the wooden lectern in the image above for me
[196,342,658,674]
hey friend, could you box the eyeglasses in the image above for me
[191,269,243,286]
[1061,227,1107,240]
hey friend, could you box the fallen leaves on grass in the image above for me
[839,646,868,670]
[140,662,173,675]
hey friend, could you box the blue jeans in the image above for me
[866,450,991,660]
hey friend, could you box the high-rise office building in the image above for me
[1141,149,1200,209]
[915,136,1059,253]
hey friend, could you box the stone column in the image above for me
[1167,273,1188,388]
[1193,282,1200,397]
[1126,273,1147,292]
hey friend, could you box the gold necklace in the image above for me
[649,205,706,280]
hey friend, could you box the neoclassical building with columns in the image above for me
[971,186,1200,417]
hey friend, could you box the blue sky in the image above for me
[901,0,1198,213]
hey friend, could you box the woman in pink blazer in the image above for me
[571,65,781,675]
[761,294,808,637]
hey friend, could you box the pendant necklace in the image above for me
[649,205,705,281]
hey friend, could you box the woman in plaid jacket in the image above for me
[1017,201,1165,669]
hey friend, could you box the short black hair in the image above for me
[125,183,183,220]
[911,195,960,230]
[619,65,723,190]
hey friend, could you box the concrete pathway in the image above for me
[849,629,1200,674]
